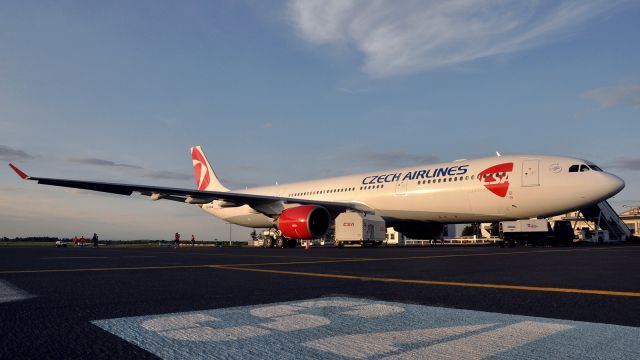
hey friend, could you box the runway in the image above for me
[1,244,639,359]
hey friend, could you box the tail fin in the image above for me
[190,146,228,191]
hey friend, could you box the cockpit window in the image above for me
[580,164,590,172]
[569,164,579,172]
[588,164,603,172]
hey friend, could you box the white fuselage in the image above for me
[200,155,624,228]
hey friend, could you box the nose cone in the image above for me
[605,173,625,197]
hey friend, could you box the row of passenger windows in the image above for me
[288,187,356,197]
[416,172,505,185]
[569,164,603,173]
[360,184,385,190]
[417,176,470,185]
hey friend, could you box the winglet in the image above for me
[8,163,29,179]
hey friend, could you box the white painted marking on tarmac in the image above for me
[249,304,302,318]
[261,314,330,332]
[304,324,494,359]
[93,297,640,360]
[141,314,270,341]
[379,321,572,360]
[342,304,405,318]
[0,280,34,303]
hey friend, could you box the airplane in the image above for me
[9,146,624,247]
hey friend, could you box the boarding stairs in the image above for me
[579,201,631,241]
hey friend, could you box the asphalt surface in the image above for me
[1,244,639,359]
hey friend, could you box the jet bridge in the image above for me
[577,201,631,242]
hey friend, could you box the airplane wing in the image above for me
[8,164,373,217]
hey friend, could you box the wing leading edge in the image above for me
[7,164,373,217]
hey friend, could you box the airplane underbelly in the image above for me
[202,204,274,228]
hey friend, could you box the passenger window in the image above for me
[569,165,579,172]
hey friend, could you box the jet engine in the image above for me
[277,205,330,240]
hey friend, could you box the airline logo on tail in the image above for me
[478,162,514,198]
[192,147,211,190]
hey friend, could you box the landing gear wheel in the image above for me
[276,237,285,248]
[265,237,274,248]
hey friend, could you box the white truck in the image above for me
[334,212,386,247]
[579,228,610,243]
[499,219,550,247]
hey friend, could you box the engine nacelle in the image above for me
[277,205,330,240]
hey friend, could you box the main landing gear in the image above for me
[260,229,297,248]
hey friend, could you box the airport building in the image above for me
[620,207,640,235]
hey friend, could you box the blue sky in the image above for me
[1,1,639,240]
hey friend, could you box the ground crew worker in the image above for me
[174,232,180,248]
[92,233,99,247]
[191,234,196,247]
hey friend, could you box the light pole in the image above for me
[229,222,232,247]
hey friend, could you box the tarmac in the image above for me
[1,244,639,359]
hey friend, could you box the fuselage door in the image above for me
[395,180,408,196]
[522,160,540,187]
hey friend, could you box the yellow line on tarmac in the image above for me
[1,246,636,275]
[181,252,366,261]
[212,246,629,268]
[0,264,212,275]
[212,265,640,298]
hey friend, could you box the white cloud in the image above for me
[0,144,35,160]
[67,157,191,180]
[606,157,640,171]
[582,84,640,109]
[288,0,618,77]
